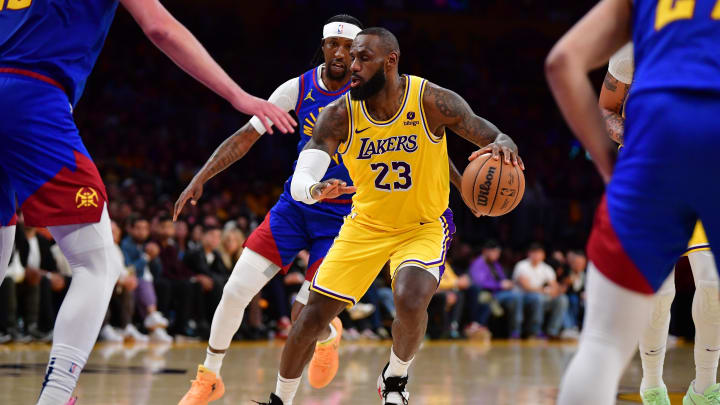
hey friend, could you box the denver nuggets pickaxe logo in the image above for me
[75,187,99,208]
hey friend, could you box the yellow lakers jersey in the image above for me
[339,75,449,229]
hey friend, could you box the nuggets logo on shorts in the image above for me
[75,187,99,208]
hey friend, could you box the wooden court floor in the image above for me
[0,339,700,404]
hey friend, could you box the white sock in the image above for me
[208,248,277,350]
[36,344,86,405]
[317,322,337,346]
[274,373,301,405]
[38,206,120,405]
[386,347,413,377]
[639,275,674,392]
[203,349,225,375]
[557,263,654,405]
[689,251,720,393]
[0,225,15,282]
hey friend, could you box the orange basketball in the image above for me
[461,153,525,217]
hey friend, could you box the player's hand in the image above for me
[174,180,204,221]
[470,134,525,170]
[231,92,296,135]
[310,179,356,201]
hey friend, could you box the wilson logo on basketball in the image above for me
[476,166,496,206]
[75,187,99,208]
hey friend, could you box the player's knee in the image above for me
[693,281,720,325]
[395,287,433,319]
[293,304,332,341]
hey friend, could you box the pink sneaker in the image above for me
[65,397,77,405]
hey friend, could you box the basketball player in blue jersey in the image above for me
[0,1,295,404]
[172,15,364,404]
[600,44,720,405]
[546,0,720,404]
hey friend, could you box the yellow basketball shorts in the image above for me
[310,208,455,306]
[686,221,711,255]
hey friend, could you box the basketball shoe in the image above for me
[254,393,284,404]
[178,365,225,405]
[377,363,409,405]
[683,381,720,405]
[640,385,670,405]
[307,317,343,388]
[65,397,77,405]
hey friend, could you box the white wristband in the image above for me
[291,149,331,204]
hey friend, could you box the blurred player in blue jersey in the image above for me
[172,16,363,404]
[546,0,720,404]
[0,1,295,404]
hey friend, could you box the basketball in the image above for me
[461,153,525,216]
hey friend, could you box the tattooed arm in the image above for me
[292,97,355,203]
[173,123,262,220]
[423,82,524,168]
[598,71,630,144]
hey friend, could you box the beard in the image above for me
[350,69,386,100]
[326,63,347,81]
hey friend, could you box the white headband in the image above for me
[322,22,361,40]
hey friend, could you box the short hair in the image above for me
[528,242,544,252]
[482,239,500,250]
[126,213,146,228]
[357,27,400,56]
[310,14,364,66]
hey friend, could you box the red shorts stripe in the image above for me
[587,195,654,294]
[243,213,291,273]
[0,68,66,93]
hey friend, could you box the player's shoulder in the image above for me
[315,96,349,135]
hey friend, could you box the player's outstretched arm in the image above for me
[598,71,630,144]
[119,0,296,134]
[173,123,262,220]
[423,82,524,169]
[545,0,632,183]
[290,97,355,204]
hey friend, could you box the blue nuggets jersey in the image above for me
[281,67,354,217]
[0,0,118,106]
[632,0,720,95]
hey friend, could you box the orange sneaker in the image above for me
[308,317,343,389]
[178,365,225,405]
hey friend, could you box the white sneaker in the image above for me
[100,325,124,343]
[150,328,173,343]
[144,311,169,329]
[560,328,581,340]
[347,303,376,320]
[123,324,149,342]
[377,363,409,405]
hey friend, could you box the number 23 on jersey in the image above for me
[656,0,720,30]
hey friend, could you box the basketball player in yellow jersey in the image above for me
[254,27,523,405]
[599,44,720,405]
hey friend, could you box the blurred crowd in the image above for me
[0,199,589,343]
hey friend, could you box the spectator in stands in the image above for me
[469,240,523,338]
[183,225,228,337]
[173,220,190,259]
[513,243,568,338]
[0,250,30,343]
[154,214,197,337]
[218,228,244,270]
[121,214,171,339]
[14,224,58,342]
[559,249,587,338]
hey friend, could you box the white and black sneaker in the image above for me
[377,363,409,404]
